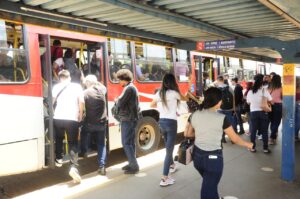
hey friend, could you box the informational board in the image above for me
[282,64,296,96]
[196,40,236,51]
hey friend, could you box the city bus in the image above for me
[0,19,281,176]
[0,19,194,176]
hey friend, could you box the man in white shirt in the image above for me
[52,70,84,183]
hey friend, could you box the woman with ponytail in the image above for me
[190,87,252,199]
[150,73,188,187]
[246,74,272,153]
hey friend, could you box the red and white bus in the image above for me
[0,19,196,176]
[0,19,281,176]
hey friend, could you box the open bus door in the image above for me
[85,42,110,152]
[39,34,55,168]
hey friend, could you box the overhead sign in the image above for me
[196,39,236,51]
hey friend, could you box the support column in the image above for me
[281,64,296,181]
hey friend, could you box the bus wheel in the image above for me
[135,116,160,156]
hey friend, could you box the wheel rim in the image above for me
[137,124,156,151]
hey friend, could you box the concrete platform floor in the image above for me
[12,133,300,199]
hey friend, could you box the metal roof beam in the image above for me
[0,1,181,44]
[98,0,247,39]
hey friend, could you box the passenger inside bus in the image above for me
[64,48,81,84]
[51,40,64,81]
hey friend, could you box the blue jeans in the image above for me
[159,118,177,176]
[250,111,270,149]
[269,103,282,139]
[121,120,139,168]
[233,105,245,133]
[193,146,223,199]
[81,122,107,167]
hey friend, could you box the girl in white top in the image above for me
[150,73,188,187]
[247,74,272,153]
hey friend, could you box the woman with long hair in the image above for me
[150,73,188,186]
[247,74,272,153]
[268,74,282,144]
[189,87,252,199]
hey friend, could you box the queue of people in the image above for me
[49,41,286,198]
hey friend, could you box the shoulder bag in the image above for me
[53,84,69,110]
[261,88,272,112]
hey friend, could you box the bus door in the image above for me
[39,34,55,168]
[193,55,203,96]
[85,42,110,151]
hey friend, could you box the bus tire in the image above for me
[135,116,160,156]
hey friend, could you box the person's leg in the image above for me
[54,119,65,160]
[80,124,88,156]
[161,120,177,176]
[95,123,107,168]
[270,104,282,140]
[237,105,245,134]
[121,121,138,170]
[250,112,259,150]
[259,112,270,151]
[201,152,223,199]
[65,120,80,167]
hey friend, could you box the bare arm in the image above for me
[224,126,253,149]
[150,99,157,108]
[78,101,84,122]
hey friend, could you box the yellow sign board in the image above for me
[283,64,295,96]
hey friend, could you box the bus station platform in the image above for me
[3,132,300,199]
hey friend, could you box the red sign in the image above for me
[196,42,204,51]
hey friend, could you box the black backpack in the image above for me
[219,86,233,110]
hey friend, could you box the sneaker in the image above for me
[98,167,106,176]
[169,164,177,173]
[69,167,81,183]
[55,159,63,167]
[122,164,130,171]
[258,135,263,140]
[160,177,175,187]
[263,149,271,154]
[249,148,256,153]
[124,167,139,174]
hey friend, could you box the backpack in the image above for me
[219,86,233,110]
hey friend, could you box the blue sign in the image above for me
[196,40,236,50]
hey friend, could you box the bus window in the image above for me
[174,49,191,82]
[0,20,28,83]
[108,38,132,83]
[135,42,173,82]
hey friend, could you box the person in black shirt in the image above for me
[81,75,107,175]
[231,77,245,134]
[116,69,140,174]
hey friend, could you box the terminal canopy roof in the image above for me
[4,0,300,61]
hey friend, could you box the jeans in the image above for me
[233,105,245,133]
[121,120,139,168]
[193,146,223,199]
[159,118,177,176]
[81,122,107,167]
[250,111,270,149]
[269,103,282,139]
[54,119,79,167]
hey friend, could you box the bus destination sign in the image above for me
[196,39,236,51]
